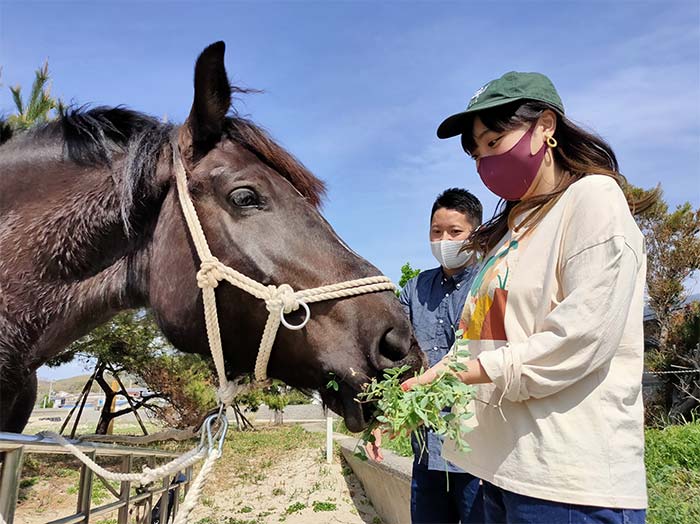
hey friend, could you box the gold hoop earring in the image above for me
[545,135,558,148]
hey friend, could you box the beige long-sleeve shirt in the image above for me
[442,175,648,509]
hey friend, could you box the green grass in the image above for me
[382,432,413,457]
[646,421,700,524]
[64,471,128,505]
[225,424,323,455]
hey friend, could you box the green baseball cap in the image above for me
[437,71,564,139]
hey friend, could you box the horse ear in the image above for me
[182,41,232,161]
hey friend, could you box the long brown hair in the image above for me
[459,100,657,254]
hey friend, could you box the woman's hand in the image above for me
[364,427,384,462]
[401,359,491,391]
[401,368,440,391]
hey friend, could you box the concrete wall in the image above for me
[337,435,413,524]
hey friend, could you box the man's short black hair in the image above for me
[430,188,483,228]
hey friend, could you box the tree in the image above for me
[627,184,700,423]
[6,60,61,130]
[628,185,700,348]
[46,309,218,432]
[235,380,311,426]
[262,381,290,425]
[397,262,421,296]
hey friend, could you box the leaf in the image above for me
[354,447,369,461]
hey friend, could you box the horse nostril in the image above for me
[376,328,409,366]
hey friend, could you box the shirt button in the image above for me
[433,346,438,351]
[456,283,461,288]
[445,293,449,297]
[438,320,444,324]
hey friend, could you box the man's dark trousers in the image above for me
[411,461,484,523]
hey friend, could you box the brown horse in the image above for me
[0,42,424,433]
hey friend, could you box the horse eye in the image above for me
[229,187,260,208]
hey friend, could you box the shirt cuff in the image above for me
[478,343,524,402]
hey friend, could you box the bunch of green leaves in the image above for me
[357,330,476,455]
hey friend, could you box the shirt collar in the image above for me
[441,264,474,285]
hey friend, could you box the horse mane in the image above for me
[55,103,326,224]
[59,106,174,232]
[0,118,12,144]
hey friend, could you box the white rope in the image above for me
[37,430,207,485]
[643,369,700,376]
[172,448,221,524]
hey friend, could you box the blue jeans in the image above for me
[411,462,484,523]
[482,481,646,524]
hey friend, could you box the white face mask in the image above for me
[430,240,473,270]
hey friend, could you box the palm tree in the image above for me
[7,60,61,130]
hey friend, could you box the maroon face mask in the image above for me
[477,125,546,201]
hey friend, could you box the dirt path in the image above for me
[190,425,381,524]
[12,425,381,524]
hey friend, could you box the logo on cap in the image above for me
[469,83,490,107]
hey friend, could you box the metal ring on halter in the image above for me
[280,301,311,330]
[203,410,229,453]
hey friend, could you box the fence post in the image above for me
[118,454,132,524]
[0,447,25,523]
[326,416,333,464]
[76,450,95,522]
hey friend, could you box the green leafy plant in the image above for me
[284,502,307,514]
[312,500,337,512]
[357,330,476,456]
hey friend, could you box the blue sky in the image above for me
[1,1,698,380]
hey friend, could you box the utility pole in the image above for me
[42,380,54,409]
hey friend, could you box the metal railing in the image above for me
[0,432,193,524]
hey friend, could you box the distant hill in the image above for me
[37,375,96,396]
[36,372,143,402]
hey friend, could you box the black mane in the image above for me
[2,102,326,226]
[0,118,12,145]
[58,106,174,232]
[60,106,170,166]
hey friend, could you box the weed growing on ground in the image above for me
[284,501,306,514]
[312,500,337,511]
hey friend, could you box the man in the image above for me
[367,187,484,524]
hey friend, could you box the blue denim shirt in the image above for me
[399,265,477,471]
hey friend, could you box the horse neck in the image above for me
[0,150,164,367]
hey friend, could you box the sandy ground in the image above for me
[190,444,382,524]
[11,424,382,524]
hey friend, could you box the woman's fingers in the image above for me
[365,427,384,462]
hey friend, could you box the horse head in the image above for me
[148,42,424,431]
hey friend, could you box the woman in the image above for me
[401,71,654,523]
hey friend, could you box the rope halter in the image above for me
[171,137,396,407]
